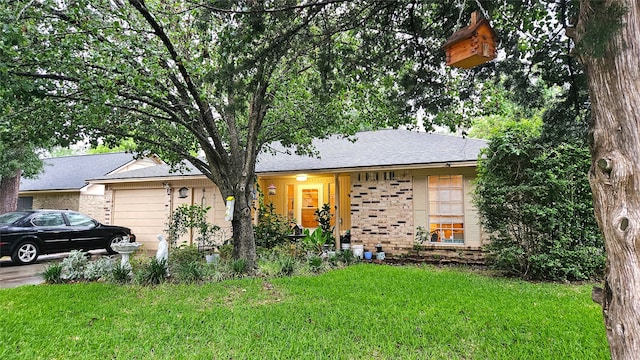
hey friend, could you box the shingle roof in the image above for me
[90,129,487,182]
[20,152,137,191]
[256,129,487,173]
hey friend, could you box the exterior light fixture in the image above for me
[178,187,189,198]
[268,184,276,195]
[296,174,307,182]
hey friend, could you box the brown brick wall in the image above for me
[350,172,414,254]
[32,194,80,211]
[79,194,107,223]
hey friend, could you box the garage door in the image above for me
[112,188,167,251]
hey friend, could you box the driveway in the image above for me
[0,251,109,289]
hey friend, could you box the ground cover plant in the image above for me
[0,265,608,359]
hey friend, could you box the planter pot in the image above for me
[351,245,364,259]
[340,243,351,250]
[364,251,373,260]
[376,252,385,261]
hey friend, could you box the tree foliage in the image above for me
[475,121,604,281]
[1,0,495,264]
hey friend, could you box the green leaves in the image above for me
[475,122,604,281]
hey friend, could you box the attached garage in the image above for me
[94,165,231,252]
[110,184,169,251]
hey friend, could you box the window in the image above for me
[31,213,66,227]
[428,175,464,244]
[17,197,33,211]
[66,212,97,227]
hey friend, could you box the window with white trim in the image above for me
[428,175,464,244]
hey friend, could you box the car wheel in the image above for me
[106,235,125,254]
[11,241,39,265]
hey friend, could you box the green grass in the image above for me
[0,264,609,359]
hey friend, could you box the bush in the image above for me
[307,255,323,273]
[278,256,297,276]
[42,262,63,284]
[254,200,291,249]
[475,124,605,281]
[109,262,132,284]
[61,250,89,281]
[173,261,204,284]
[84,256,114,281]
[169,245,203,268]
[135,258,169,285]
[231,258,248,277]
[338,249,356,265]
[218,244,234,260]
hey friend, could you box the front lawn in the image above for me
[0,264,608,359]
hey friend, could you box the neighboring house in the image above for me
[88,129,488,261]
[18,153,161,222]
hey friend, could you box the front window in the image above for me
[428,175,464,244]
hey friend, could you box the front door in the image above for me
[296,184,323,229]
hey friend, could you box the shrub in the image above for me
[218,244,234,260]
[165,204,221,249]
[42,262,63,284]
[109,262,132,284]
[231,258,248,277]
[301,228,328,255]
[61,250,89,281]
[169,245,203,268]
[173,261,204,284]
[254,201,291,249]
[475,124,605,281]
[278,256,297,276]
[84,256,114,281]
[338,249,356,265]
[314,203,334,244]
[135,258,169,285]
[307,255,323,273]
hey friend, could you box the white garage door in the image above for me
[112,188,167,251]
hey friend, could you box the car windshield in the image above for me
[0,211,30,226]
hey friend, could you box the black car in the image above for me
[0,210,136,265]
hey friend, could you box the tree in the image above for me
[3,0,462,267]
[571,1,640,357]
[0,6,82,213]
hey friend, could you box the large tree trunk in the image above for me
[578,1,640,358]
[230,187,258,269]
[0,169,22,214]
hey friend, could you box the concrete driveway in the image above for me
[0,250,109,289]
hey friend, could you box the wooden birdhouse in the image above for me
[441,11,498,69]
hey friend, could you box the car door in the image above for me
[30,212,72,252]
[64,212,102,251]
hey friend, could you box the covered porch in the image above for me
[256,172,351,249]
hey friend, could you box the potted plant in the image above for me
[340,230,351,250]
[302,228,328,255]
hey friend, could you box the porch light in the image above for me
[268,184,276,195]
[296,174,307,182]
[178,187,189,198]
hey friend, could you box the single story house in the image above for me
[88,129,488,261]
[18,152,161,222]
